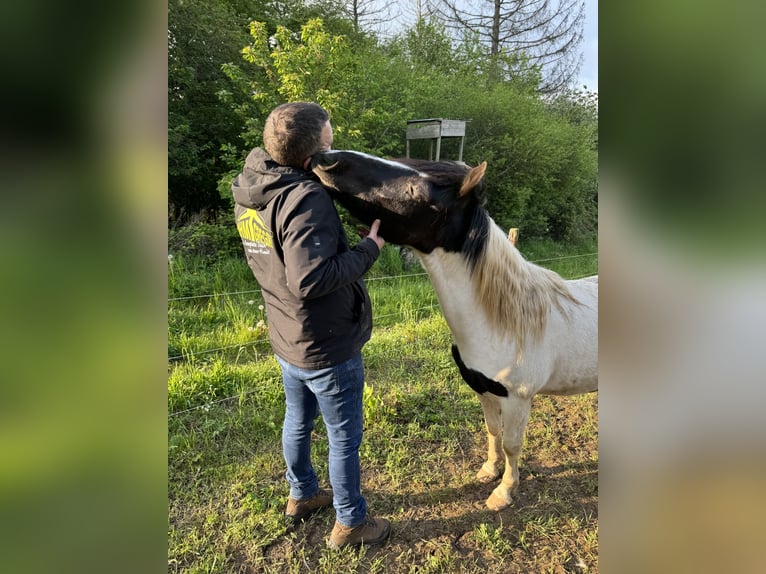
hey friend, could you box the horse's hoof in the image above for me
[485,492,511,511]
[476,467,501,483]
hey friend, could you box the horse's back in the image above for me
[537,276,598,395]
[570,275,598,288]
[566,274,598,309]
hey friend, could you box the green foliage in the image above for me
[394,19,455,73]
[373,245,407,277]
[168,254,254,303]
[220,16,595,241]
[168,221,244,260]
[171,4,597,242]
[222,18,410,155]
[168,0,256,221]
[394,56,597,241]
[473,523,514,556]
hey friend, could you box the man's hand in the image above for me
[364,219,385,251]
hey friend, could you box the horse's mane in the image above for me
[395,158,576,356]
[395,158,472,187]
[464,210,579,359]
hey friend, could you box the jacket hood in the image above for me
[231,148,312,210]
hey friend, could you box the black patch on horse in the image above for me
[451,344,508,397]
[460,207,490,272]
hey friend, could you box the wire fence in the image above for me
[168,337,271,362]
[167,302,445,417]
[168,304,444,363]
[168,253,598,418]
[168,289,261,302]
[168,388,265,418]
[168,253,598,365]
[167,253,597,303]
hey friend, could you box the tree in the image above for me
[214,15,596,241]
[339,0,398,34]
[219,18,412,204]
[168,0,254,222]
[436,0,585,93]
[395,18,455,72]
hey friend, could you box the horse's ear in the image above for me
[459,161,487,197]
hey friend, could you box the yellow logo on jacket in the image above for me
[237,208,272,248]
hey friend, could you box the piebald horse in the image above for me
[311,151,597,511]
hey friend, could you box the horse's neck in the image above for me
[420,217,525,283]
[416,221,574,356]
[416,223,525,342]
[417,248,483,346]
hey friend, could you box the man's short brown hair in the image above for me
[263,102,330,167]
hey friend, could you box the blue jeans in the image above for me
[276,353,367,527]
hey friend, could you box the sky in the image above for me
[579,0,598,92]
[377,0,598,93]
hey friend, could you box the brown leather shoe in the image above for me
[285,488,333,524]
[327,516,391,549]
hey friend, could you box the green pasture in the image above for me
[168,238,598,573]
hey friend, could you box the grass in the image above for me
[168,237,598,573]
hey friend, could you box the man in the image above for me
[231,102,391,549]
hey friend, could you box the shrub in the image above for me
[168,222,243,260]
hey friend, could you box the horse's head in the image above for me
[311,150,487,252]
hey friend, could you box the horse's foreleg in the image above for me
[476,395,503,483]
[486,396,532,511]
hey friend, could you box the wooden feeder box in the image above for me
[405,118,467,161]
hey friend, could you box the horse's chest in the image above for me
[455,343,547,400]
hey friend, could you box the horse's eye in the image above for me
[316,161,339,171]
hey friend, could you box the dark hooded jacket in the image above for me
[231,148,380,369]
